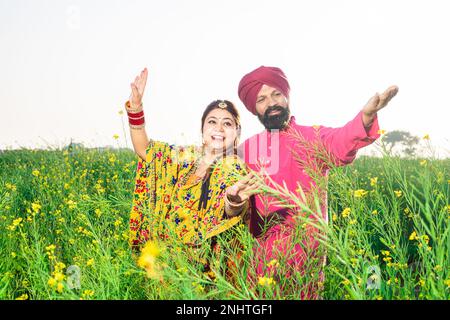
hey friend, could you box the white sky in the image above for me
[1,0,449,157]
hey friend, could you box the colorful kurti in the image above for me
[129,139,247,248]
[240,111,380,294]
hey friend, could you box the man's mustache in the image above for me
[264,105,286,119]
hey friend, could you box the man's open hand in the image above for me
[362,85,399,127]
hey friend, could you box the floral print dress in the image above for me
[129,139,247,248]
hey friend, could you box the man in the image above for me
[231,65,398,296]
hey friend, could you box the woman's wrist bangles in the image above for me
[125,101,145,129]
[224,193,246,216]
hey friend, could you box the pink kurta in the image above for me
[240,111,380,297]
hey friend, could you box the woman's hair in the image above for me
[198,100,241,211]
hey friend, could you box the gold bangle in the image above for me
[125,100,143,113]
[224,194,245,209]
[129,123,145,130]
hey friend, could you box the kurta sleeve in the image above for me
[315,110,381,166]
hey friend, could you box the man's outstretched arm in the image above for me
[315,85,399,165]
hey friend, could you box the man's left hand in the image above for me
[362,85,399,127]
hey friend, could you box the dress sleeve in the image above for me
[314,110,380,166]
[129,139,178,248]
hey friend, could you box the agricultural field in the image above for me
[0,144,448,300]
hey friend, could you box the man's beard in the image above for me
[257,105,290,130]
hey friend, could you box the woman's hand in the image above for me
[226,172,262,204]
[129,68,148,109]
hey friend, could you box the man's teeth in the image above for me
[212,136,224,140]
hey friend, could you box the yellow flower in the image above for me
[371,210,378,215]
[48,277,57,287]
[434,265,442,272]
[177,267,188,274]
[12,217,23,227]
[418,279,425,287]
[194,283,205,293]
[66,200,77,209]
[46,244,56,252]
[394,190,402,198]
[341,208,351,218]
[377,129,386,135]
[118,110,124,115]
[32,170,40,177]
[109,154,116,163]
[141,240,162,258]
[137,241,163,280]
[381,250,390,256]
[82,290,95,299]
[444,279,450,288]
[370,177,378,187]
[15,294,29,300]
[422,134,430,140]
[6,183,17,191]
[409,231,419,241]
[419,160,427,166]
[54,272,65,282]
[349,219,357,225]
[258,276,276,287]
[113,134,119,140]
[354,189,368,198]
[341,279,351,286]
[267,259,280,268]
[31,202,41,213]
[56,282,64,293]
[86,258,95,267]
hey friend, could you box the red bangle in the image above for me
[127,110,144,119]
[129,117,145,125]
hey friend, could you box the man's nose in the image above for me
[267,95,277,107]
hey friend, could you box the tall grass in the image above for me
[0,144,448,300]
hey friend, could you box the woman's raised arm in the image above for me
[127,68,150,161]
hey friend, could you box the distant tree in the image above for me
[383,130,419,157]
[64,139,85,154]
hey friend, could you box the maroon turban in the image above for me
[238,66,290,115]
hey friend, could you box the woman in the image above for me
[126,68,256,257]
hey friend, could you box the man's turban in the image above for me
[238,66,290,115]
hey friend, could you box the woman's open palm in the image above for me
[129,68,148,108]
